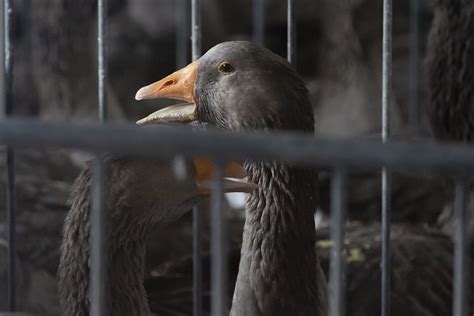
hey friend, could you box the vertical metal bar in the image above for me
[252,0,265,46]
[381,0,392,315]
[90,158,106,316]
[453,179,470,316]
[329,169,347,316]
[192,204,203,316]
[176,0,190,68]
[191,0,201,61]
[98,0,107,123]
[408,0,420,131]
[191,1,203,316]
[90,0,107,315]
[287,0,296,65]
[210,163,227,316]
[2,0,16,311]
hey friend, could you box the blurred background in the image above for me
[0,0,471,315]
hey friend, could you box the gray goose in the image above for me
[58,155,254,316]
[136,41,474,315]
[426,0,473,142]
[136,41,328,315]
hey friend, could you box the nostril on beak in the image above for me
[161,80,175,89]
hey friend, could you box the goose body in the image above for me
[58,155,252,315]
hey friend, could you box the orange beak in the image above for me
[135,60,199,102]
[135,61,200,125]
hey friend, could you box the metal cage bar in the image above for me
[211,163,227,316]
[191,0,201,61]
[90,158,106,316]
[287,0,296,65]
[408,0,420,131]
[381,0,393,315]
[329,169,347,316]
[2,0,16,311]
[453,179,471,316]
[252,0,265,46]
[175,0,190,68]
[4,119,474,174]
[90,0,108,315]
[191,1,203,315]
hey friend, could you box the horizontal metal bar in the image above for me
[1,119,474,174]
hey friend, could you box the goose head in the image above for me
[135,41,314,133]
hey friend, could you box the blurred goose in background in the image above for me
[426,0,473,143]
[58,155,254,316]
[136,41,328,315]
[426,0,474,237]
[136,40,473,315]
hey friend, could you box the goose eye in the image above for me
[218,62,235,74]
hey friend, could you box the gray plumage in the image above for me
[426,0,474,142]
[145,223,474,316]
[58,156,200,316]
[193,41,327,315]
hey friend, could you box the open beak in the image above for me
[135,64,254,193]
[135,61,200,125]
[193,158,257,195]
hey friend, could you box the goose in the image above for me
[426,0,473,142]
[135,40,474,315]
[58,154,255,315]
[136,41,328,315]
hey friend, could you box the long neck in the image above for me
[231,162,327,315]
[58,172,151,316]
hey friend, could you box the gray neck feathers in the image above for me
[58,168,151,316]
[231,162,327,316]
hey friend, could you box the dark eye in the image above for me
[218,62,235,74]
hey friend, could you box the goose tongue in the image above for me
[136,102,196,125]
